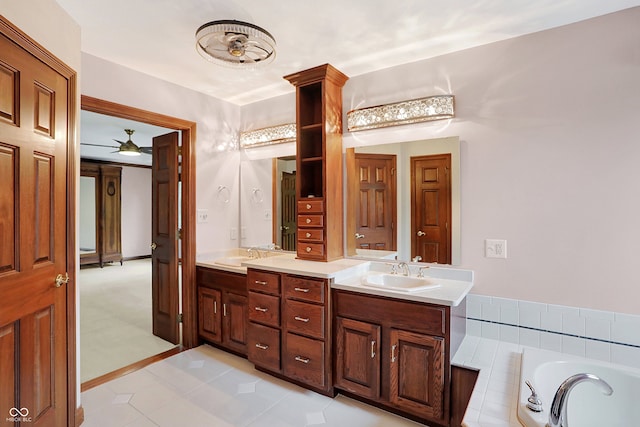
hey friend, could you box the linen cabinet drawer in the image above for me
[284,300,324,339]
[297,199,324,214]
[248,323,280,372]
[283,276,325,303]
[247,269,280,295]
[297,228,324,242]
[283,333,325,389]
[297,242,324,259]
[248,292,280,327]
[298,214,324,227]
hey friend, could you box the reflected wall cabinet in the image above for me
[284,64,348,261]
[79,161,123,267]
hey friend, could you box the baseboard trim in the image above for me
[81,346,182,392]
[122,255,152,261]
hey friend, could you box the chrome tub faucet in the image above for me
[548,373,613,427]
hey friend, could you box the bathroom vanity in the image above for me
[196,254,476,426]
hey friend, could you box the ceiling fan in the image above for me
[81,129,152,156]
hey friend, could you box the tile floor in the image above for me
[81,345,423,427]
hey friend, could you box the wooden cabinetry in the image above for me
[284,64,348,261]
[79,161,122,267]
[247,268,334,395]
[334,290,466,426]
[247,269,282,371]
[197,266,248,355]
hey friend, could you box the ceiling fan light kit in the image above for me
[195,19,276,67]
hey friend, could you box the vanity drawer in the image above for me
[247,269,280,295]
[248,292,280,327]
[284,300,325,339]
[283,333,325,389]
[297,199,324,214]
[298,214,324,227]
[248,323,280,372]
[297,242,324,259]
[297,228,323,242]
[284,276,325,304]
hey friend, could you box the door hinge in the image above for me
[177,228,182,240]
[177,146,182,156]
[178,313,183,323]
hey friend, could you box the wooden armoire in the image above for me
[80,161,123,267]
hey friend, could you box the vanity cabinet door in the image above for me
[223,292,248,354]
[389,329,445,422]
[335,317,381,399]
[198,287,222,344]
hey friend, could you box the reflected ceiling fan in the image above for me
[81,129,152,157]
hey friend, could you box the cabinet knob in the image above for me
[306,218,311,224]
[305,232,311,238]
[305,246,312,253]
[306,203,311,210]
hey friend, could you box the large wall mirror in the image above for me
[239,136,460,265]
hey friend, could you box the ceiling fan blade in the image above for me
[139,147,153,155]
[114,139,127,146]
[81,142,120,149]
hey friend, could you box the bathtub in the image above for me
[517,347,640,427]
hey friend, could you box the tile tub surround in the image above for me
[465,294,640,370]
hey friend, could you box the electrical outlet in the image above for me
[197,209,209,223]
[485,239,507,258]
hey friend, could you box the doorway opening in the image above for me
[79,96,197,389]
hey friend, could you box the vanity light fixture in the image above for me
[240,123,296,148]
[346,95,454,132]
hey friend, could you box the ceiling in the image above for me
[65,0,640,165]
[58,0,640,106]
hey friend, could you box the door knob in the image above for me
[355,233,365,239]
[54,273,69,288]
[150,242,157,250]
[417,230,426,237]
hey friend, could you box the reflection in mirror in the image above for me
[240,145,297,252]
[79,175,97,255]
[346,136,460,265]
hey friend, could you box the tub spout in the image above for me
[548,373,613,427]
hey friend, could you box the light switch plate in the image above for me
[485,239,507,258]
[197,209,209,223]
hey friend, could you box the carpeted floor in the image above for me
[79,258,177,383]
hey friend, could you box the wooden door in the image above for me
[0,29,70,426]
[335,317,381,399]
[354,154,396,251]
[197,287,222,344]
[389,329,445,421]
[281,171,297,251]
[223,292,248,353]
[151,132,180,344]
[411,154,451,264]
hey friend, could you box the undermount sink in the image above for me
[213,256,252,267]
[361,272,440,292]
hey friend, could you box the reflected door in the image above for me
[411,154,451,264]
[354,154,396,251]
[281,171,297,251]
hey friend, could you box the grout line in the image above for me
[467,317,640,349]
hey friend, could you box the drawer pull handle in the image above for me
[306,203,311,210]
[214,301,217,314]
[254,306,268,312]
[255,343,269,350]
[305,232,312,238]
[294,287,310,293]
[254,280,268,285]
[306,218,312,224]
[294,316,310,323]
[305,246,312,253]
[223,303,227,317]
[371,340,376,358]
[295,356,310,364]
[391,344,397,363]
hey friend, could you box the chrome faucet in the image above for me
[397,262,410,276]
[548,373,613,427]
[247,247,262,259]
